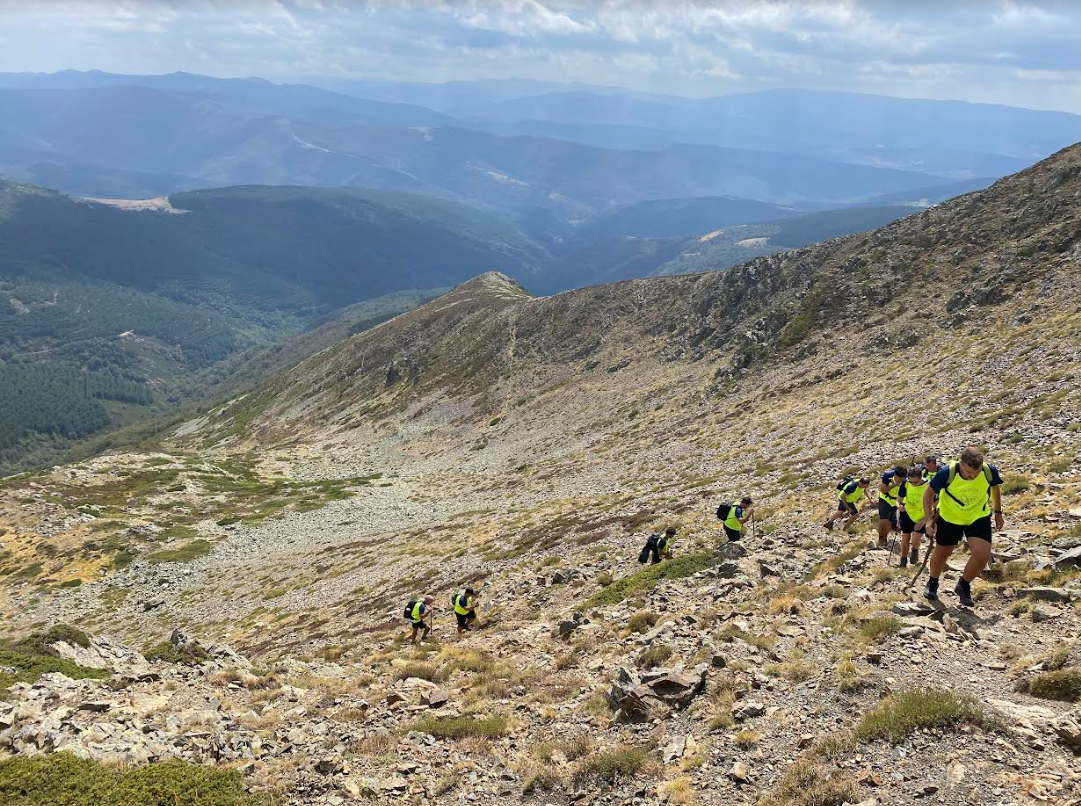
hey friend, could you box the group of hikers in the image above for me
[822,447,1003,606]
[404,447,1004,639]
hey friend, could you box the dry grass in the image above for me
[572,746,651,786]
[758,757,859,806]
[855,689,1000,743]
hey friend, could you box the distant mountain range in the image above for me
[5,70,1071,221]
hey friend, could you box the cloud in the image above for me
[0,0,1078,112]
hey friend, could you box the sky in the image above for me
[0,1,1079,112]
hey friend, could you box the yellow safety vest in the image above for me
[898,480,927,522]
[880,474,902,506]
[937,462,993,526]
[839,483,862,504]
[410,601,426,622]
[723,506,743,533]
[454,593,472,616]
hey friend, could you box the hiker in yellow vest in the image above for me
[453,588,478,634]
[896,466,929,568]
[922,455,944,482]
[721,497,754,542]
[824,477,870,531]
[876,464,908,548]
[407,595,435,644]
[923,447,1004,607]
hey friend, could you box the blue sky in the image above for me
[1,1,1079,112]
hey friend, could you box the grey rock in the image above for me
[1019,587,1072,603]
[1053,545,1081,569]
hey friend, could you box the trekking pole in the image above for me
[907,534,935,590]
[886,530,898,566]
[751,513,756,542]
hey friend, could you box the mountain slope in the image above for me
[0,146,1079,806]
[0,180,541,473]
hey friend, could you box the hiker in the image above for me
[453,587,478,634]
[896,466,929,568]
[876,464,908,548]
[824,477,870,531]
[639,527,676,565]
[922,447,1004,607]
[719,497,754,542]
[922,455,944,482]
[405,594,435,644]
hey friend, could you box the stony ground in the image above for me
[2,205,1081,803]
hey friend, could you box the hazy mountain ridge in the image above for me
[0,71,1021,221]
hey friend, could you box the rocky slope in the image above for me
[1,145,1081,805]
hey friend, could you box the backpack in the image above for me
[716,502,733,521]
[943,462,994,507]
[638,535,658,564]
[836,475,854,491]
[404,599,419,620]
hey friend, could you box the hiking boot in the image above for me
[923,579,939,601]
[955,578,974,608]
[823,520,834,531]
[909,548,919,565]
[899,556,909,569]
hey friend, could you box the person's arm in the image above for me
[991,485,1004,530]
[922,484,937,536]
[739,506,754,525]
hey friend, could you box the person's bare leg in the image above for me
[929,544,954,579]
[962,538,992,582]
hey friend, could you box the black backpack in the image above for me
[638,535,658,564]
[716,502,733,520]
[836,475,854,491]
[404,599,419,620]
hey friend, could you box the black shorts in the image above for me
[723,525,742,542]
[935,515,992,546]
[899,512,925,534]
[455,612,475,628]
[878,500,898,528]
[836,500,858,515]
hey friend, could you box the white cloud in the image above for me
[0,0,1078,112]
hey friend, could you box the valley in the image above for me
[1,143,1079,805]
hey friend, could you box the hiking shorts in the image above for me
[899,512,925,534]
[935,515,992,546]
[878,500,898,528]
[837,500,858,515]
[723,525,742,542]
[455,612,475,628]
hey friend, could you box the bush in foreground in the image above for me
[0,754,275,806]
[855,689,999,744]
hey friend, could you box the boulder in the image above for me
[715,543,748,560]
[1030,603,1063,623]
[1019,587,1072,603]
[608,665,707,718]
[1052,710,1081,748]
[1053,545,1081,569]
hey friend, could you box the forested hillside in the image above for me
[0,179,532,474]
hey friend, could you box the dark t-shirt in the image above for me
[929,464,1003,493]
[842,482,859,496]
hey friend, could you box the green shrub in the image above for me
[860,616,904,643]
[855,689,999,744]
[410,715,507,739]
[1027,669,1081,703]
[145,540,214,564]
[0,627,108,690]
[627,611,658,634]
[636,644,672,669]
[143,641,211,666]
[587,551,714,607]
[0,754,275,806]
[1001,476,1031,496]
[394,662,448,683]
[758,757,859,806]
[572,746,650,785]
